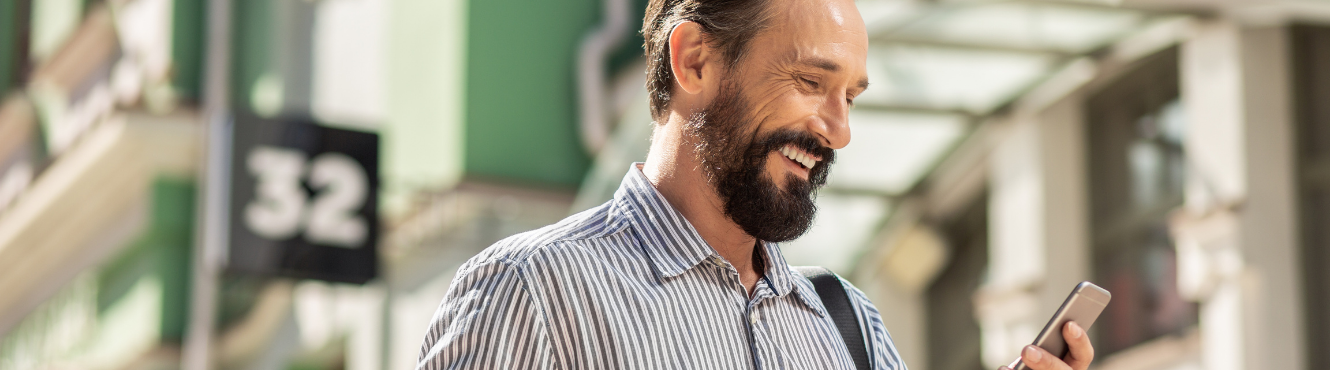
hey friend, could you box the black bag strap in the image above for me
[794,266,870,370]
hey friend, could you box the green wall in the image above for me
[0,0,22,96]
[225,0,650,189]
[465,0,645,188]
[230,0,275,112]
[172,0,206,102]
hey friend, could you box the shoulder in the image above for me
[457,201,631,277]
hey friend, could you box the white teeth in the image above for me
[781,145,816,169]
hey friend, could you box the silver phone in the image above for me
[1010,281,1112,370]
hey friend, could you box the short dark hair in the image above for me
[641,0,774,120]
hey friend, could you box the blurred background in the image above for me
[0,0,1328,369]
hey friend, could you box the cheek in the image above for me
[757,92,823,129]
[764,151,784,170]
[763,151,788,188]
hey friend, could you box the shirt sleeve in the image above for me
[843,278,909,370]
[416,260,557,370]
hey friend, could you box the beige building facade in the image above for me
[848,2,1330,370]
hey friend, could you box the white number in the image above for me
[245,146,307,240]
[243,146,370,248]
[305,153,369,248]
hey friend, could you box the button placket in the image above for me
[707,255,751,298]
[745,303,765,370]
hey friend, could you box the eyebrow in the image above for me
[801,56,842,72]
[797,56,871,90]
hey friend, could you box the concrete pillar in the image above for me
[1176,20,1305,370]
[977,96,1091,369]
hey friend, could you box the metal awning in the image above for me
[833,0,1177,195]
[579,0,1190,272]
[786,0,1188,271]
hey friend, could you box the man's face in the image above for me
[685,0,870,243]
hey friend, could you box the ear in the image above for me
[668,21,712,96]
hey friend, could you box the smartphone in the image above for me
[1010,281,1112,370]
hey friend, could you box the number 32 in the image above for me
[244,146,369,248]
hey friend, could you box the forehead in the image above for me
[753,0,869,72]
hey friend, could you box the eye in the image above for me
[798,76,820,89]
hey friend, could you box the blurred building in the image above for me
[1,0,1329,370]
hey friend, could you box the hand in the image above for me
[997,322,1095,370]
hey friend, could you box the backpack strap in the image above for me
[794,266,871,370]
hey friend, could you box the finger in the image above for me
[1062,322,1095,370]
[1020,345,1072,370]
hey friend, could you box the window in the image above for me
[1085,46,1198,357]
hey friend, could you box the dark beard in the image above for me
[684,79,835,243]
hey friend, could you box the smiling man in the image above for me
[417,0,1094,369]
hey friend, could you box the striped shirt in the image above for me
[417,163,907,369]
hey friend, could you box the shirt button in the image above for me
[749,311,759,325]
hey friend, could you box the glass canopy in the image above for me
[580,0,1179,271]
[799,0,1173,269]
[832,0,1165,196]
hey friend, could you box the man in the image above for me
[417,0,1097,368]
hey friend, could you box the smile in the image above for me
[779,144,820,169]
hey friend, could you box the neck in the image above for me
[642,114,764,295]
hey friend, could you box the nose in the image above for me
[808,91,851,150]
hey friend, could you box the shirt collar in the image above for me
[611,163,714,278]
[612,163,825,316]
[759,240,828,316]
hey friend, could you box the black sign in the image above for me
[228,112,379,284]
